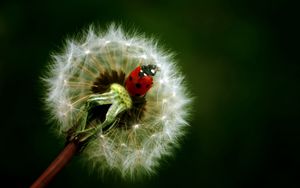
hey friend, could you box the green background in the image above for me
[0,0,299,187]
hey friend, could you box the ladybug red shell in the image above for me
[125,64,158,97]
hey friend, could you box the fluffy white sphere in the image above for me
[44,25,192,179]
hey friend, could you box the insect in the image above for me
[125,64,159,97]
[71,65,158,143]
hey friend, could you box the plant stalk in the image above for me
[30,141,79,188]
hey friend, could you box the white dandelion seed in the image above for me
[44,25,192,179]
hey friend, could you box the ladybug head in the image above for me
[139,64,159,78]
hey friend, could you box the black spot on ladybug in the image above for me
[129,76,133,81]
[146,84,150,88]
[135,93,141,97]
[135,83,141,88]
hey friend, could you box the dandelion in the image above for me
[31,24,191,187]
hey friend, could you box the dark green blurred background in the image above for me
[0,0,299,187]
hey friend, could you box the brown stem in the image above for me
[30,142,79,188]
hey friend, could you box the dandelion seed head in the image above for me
[44,24,192,179]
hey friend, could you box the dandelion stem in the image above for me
[30,141,79,188]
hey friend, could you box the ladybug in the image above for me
[125,64,158,97]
